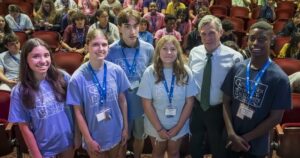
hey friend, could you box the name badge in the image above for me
[96,108,112,122]
[165,105,177,117]
[236,103,254,120]
[130,80,140,90]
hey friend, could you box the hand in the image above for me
[167,125,180,138]
[158,129,169,139]
[7,80,17,87]
[68,47,76,52]
[86,139,101,157]
[228,134,250,152]
[121,128,128,146]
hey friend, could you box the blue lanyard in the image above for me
[88,63,107,105]
[163,73,175,104]
[246,58,272,104]
[151,15,156,31]
[120,42,139,75]
[9,52,20,64]
[75,28,85,46]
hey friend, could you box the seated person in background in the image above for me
[143,2,165,34]
[188,0,214,21]
[232,0,251,8]
[34,0,61,31]
[155,14,182,44]
[289,72,300,93]
[77,0,99,24]
[88,8,120,44]
[223,40,251,59]
[54,0,78,12]
[176,8,192,50]
[100,0,122,24]
[61,11,89,54]
[221,19,238,43]
[5,4,34,34]
[165,0,186,16]
[278,34,300,59]
[0,33,21,91]
[60,9,77,34]
[139,18,154,45]
[192,6,211,27]
[278,12,300,37]
[258,0,276,23]
[123,0,144,12]
[0,15,13,53]
[143,0,167,14]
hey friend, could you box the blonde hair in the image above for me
[153,35,188,85]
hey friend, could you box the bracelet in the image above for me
[156,127,163,132]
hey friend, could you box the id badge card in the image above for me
[130,80,140,90]
[96,108,112,122]
[165,105,177,117]
[236,103,254,120]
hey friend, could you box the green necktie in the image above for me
[200,53,212,111]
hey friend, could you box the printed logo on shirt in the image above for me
[87,79,118,108]
[233,76,268,108]
[31,91,64,119]
[112,58,144,80]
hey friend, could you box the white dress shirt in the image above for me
[188,44,243,106]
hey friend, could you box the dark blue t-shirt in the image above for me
[221,59,291,155]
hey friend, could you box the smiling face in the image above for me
[247,28,272,57]
[88,34,109,62]
[159,41,178,67]
[27,45,51,80]
[199,22,223,52]
[119,17,139,47]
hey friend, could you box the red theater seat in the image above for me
[273,58,300,76]
[53,51,83,74]
[32,31,61,51]
[0,90,10,120]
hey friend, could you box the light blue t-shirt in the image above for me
[0,51,20,80]
[67,61,130,151]
[8,72,73,157]
[5,13,34,32]
[106,39,154,120]
[137,65,198,141]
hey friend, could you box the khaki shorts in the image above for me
[128,115,146,139]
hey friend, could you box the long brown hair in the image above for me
[153,35,188,85]
[19,38,67,108]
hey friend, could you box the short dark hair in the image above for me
[249,21,273,32]
[3,33,19,45]
[95,8,108,18]
[164,14,176,23]
[8,4,21,13]
[222,19,234,32]
[71,11,86,23]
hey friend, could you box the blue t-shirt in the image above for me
[67,61,130,151]
[139,31,154,46]
[221,59,291,155]
[106,39,154,120]
[8,72,73,157]
[137,65,198,140]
